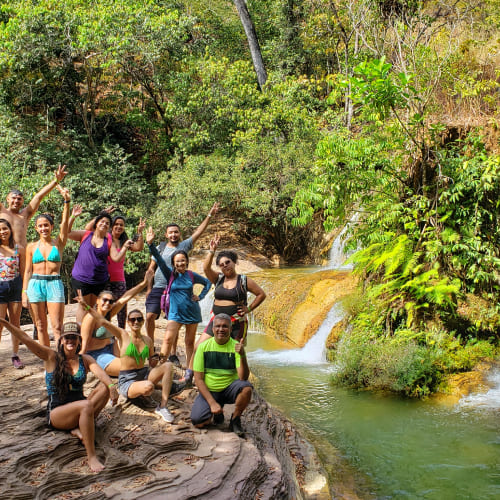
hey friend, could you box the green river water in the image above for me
[238,267,499,500]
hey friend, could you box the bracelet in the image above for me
[22,289,27,293]
[84,304,91,311]
[207,214,212,218]
[108,383,116,388]
[209,250,215,254]
[63,200,70,204]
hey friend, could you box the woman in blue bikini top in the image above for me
[22,184,70,346]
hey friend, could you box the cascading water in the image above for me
[458,367,500,409]
[248,302,344,365]
[327,215,359,270]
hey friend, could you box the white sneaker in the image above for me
[155,406,174,423]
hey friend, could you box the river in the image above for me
[245,303,499,499]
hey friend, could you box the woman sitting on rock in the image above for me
[0,316,118,473]
[146,226,211,385]
[199,234,266,344]
[80,270,153,376]
[22,185,71,346]
[79,298,182,423]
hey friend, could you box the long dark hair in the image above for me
[53,338,82,399]
[111,216,129,246]
[0,218,14,248]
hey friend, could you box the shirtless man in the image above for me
[0,165,68,367]
[0,164,68,247]
[144,202,219,356]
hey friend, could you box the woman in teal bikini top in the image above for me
[22,185,70,346]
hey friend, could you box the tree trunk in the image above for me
[233,0,267,89]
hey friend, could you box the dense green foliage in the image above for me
[0,0,498,394]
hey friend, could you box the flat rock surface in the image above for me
[0,296,329,499]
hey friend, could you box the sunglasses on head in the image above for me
[101,297,115,304]
[63,334,79,341]
[128,316,144,323]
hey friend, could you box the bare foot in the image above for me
[88,456,105,473]
[70,428,83,441]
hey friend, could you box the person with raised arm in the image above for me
[68,211,135,323]
[79,298,182,422]
[0,218,26,368]
[146,226,211,386]
[0,164,68,247]
[22,185,71,346]
[191,314,252,437]
[144,202,220,353]
[199,234,266,344]
[80,270,154,377]
[0,316,118,473]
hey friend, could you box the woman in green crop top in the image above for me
[78,297,179,423]
[23,185,71,346]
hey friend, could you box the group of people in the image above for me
[0,166,266,472]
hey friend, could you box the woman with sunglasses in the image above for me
[199,234,266,344]
[22,185,71,346]
[146,227,211,384]
[69,211,134,323]
[0,218,26,369]
[79,301,179,423]
[0,317,118,473]
[80,270,154,376]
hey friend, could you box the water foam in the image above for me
[248,302,344,366]
[458,368,500,410]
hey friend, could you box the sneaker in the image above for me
[213,412,224,425]
[11,355,24,369]
[168,354,181,367]
[155,406,175,423]
[169,380,186,397]
[229,415,245,437]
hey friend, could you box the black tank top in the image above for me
[214,274,246,304]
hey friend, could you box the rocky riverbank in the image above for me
[0,298,329,500]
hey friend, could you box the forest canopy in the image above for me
[0,0,498,395]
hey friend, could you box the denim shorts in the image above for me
[145,287,164,316]
[118,366,150,398]
[0,275,22,304]
[86,342,116,370]
[27,275,65,303]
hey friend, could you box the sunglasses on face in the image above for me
[63,334,79,341]
[128,317,144,323]
[101,297,115,304]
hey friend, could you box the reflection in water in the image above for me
[248,326,500,499]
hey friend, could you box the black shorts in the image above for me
[47,391,86,426]
[190,380,253,425]
[145,287,164,316]
[71,277,109,298]
[0,275,22,304]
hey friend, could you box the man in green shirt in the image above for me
[191,313,252,437]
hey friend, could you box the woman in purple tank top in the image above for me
[68,212,133,323]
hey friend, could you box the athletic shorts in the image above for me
[108,281,127,328]
[118,366,150,398]
[47,391,86,426]
[86,342,116,371]
[0,275,22,304]
[71,277,108,298]
[27,275,65,303]
[190,379,253,425]
[145,287,164,316]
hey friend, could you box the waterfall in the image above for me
[327,215,359,270]
[458,368,500,409]
[248,302,344,366]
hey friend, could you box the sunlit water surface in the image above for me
[247,330,500,499]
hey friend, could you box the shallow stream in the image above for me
[240,268,500,500]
